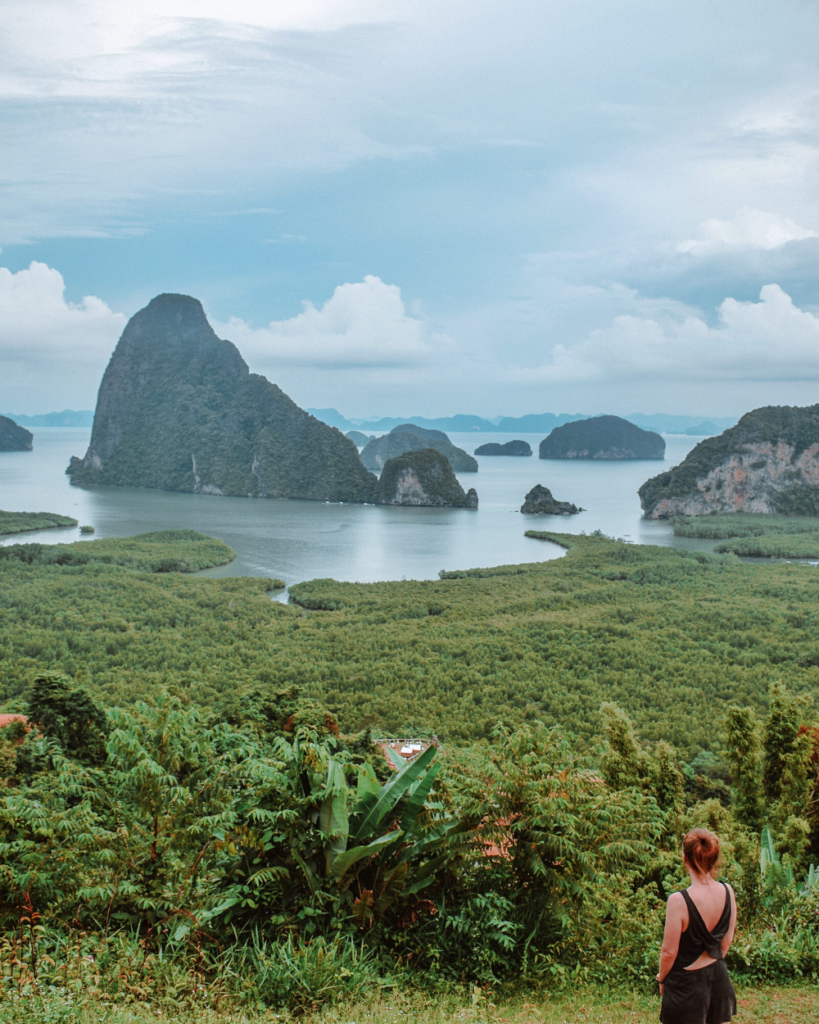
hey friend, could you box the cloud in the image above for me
[0,261,125,362]
[211,275,444,369]
[678,208,817,255]
[514,283,819,385]
[0,261,126,410]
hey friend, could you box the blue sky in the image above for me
[3,0,819,417]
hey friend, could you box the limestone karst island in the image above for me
[66,293,479,509]
[0,415,33,452]
[640,405,819,518]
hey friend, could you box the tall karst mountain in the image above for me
[67,294,377,503]
[640,404,819,518]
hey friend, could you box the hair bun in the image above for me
[684,828,720,877]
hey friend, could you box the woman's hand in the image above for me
[656,974,664,996]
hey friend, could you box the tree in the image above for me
[763,682,809,801]
[724,706,763,832]
[25,672,108,764]
[599,703,654,791]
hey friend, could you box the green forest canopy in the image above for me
[2,529,819,756]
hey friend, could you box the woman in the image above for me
[656,828,738,1024]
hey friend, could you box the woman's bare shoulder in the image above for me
[667,891,686,906]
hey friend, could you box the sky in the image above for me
[2,0,819,418]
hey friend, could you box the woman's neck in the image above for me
[687,869,714,887]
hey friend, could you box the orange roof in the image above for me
[0,714,27,728]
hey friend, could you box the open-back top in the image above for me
[671,881,732,972]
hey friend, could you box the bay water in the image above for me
[0,428,713,591]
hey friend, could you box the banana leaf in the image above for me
[350,745,437,843]
[331,831,403,880]
[319,760,349,840]
[357,762,381,800]
[760,826,777,875]
[399,761,440,832]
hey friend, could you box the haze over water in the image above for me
[0,428,720,590]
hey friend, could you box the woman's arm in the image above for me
[657,892,686,990]
[720,883,737,957]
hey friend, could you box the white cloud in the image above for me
[0,261,125,362]
[211,275,444,369]
[678,207,817,255]
[514,283,819,385]
[0,261,126,410]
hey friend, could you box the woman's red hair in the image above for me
[683,828,721,877]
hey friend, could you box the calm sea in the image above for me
[0,428,714,591]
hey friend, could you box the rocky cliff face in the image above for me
[540,415,665,460]
[67,294,377,503]
[0,416,33,452]
[375,449,478,507]
[520,484,582,515]
[361,424,478,473]
[640,404,819,518]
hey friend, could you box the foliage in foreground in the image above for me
[0,510,77,536]
[4,531,819,752]
[1,670,819,1009]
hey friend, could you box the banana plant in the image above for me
[315,745,464,928]
[803,863,819,895]
[760,825,819,903]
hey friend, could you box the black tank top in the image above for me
[671,881,732,972]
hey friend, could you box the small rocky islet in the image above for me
[520,484,582,515]
[375,448,478,508]
[474,439,532,456]
[360,424,478,473]
[540,415,664,460]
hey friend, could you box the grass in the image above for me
[673,513,819,540]
[0,510,78,536]
[0,985,815,1024]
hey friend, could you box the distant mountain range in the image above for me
[6,406,737,437]
[3,410,94,427]
[307,409,738,436]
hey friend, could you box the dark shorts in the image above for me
[660,959,736,1024]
